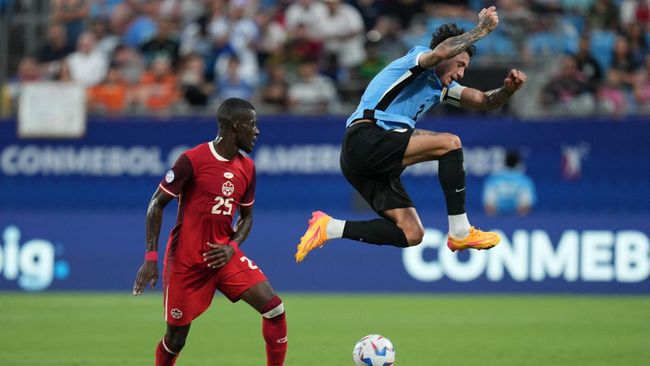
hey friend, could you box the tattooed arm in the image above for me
[458,69,527,111]
[419,6,499,69]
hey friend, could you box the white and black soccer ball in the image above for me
[352,334,395,366]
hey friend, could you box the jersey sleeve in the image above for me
[441,81,466,107]
[240,165,256,207]
[408,45,431,70]
[159,153,193,198]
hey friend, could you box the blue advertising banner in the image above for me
[1,116,649,212]
[0,210,648,293]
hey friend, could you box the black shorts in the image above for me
[340,122,414,213]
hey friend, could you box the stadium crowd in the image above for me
[3,0,650,117]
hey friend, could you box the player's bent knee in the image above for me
[406,228,424,246]
[261,295,285,319]
[163,334,187,353]
[439,133,462,153]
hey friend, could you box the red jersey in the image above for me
[159,141,256,271]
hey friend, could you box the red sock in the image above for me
[156,339,179,366]
[261,296,288,366]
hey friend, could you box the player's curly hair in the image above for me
[429,23,477,58]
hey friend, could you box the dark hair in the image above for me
[216,98,255,128]
[505,150,521,168]
[429,24,477,58]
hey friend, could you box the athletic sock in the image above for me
[438,148,467,215]
[156,339,179,366]
[448,213,471,240]
[261,296,288,366]
[342,219,409,247]
[326,218,345,239]
[438,148,471,238]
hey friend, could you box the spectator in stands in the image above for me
[209,1,259,85]
[610,35,638,88]
[633,54,650,113]
[215,55,254,102]
[66,32,109,86]
[51,0,90,45]
[597,70,629,116]
[318,0,366,70]
[38,23,74,64]
[253,11,287,67]
[140,17,180,66]
[90,18,119,55]
[540,55,594,114]
[136,57,178,112]
[179,54,212,107]
[159,0,205,26]
[122,2,158,48]
[620,0,650,27]
[284,23,324,67]
[288,60,338,114]
[623,23,648,70]
[112,45,145,84]
[482,150,537,216]
[6,57,42,106]
[260,63,289,111]
[284,0,327,39]
[574,35,603,93]
[587,0,619,30]
[88,64,131,115]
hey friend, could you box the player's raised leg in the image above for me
[156,324,190,366]
[240,281,288,366]
[295,208,423,262]
[403,129,500,251]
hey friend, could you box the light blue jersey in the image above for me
[482,170,537,214]
[346,45,465,130]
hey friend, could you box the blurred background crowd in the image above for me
[1,0,649,118]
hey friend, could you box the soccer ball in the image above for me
[352,334,395,366]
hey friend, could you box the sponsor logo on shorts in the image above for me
[222,181,235,196]
[165,170,175,183]
[224,172,234,179]
[170,308,183,319]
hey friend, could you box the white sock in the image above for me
[326,218,345,239]
[448,213,470,240]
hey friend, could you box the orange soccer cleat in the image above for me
[295,211,331,262]
[447,226,501,252]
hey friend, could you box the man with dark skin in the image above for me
[133,98,288,366]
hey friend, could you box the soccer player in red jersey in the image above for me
[132,98,288,366]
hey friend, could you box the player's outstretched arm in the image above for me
[458,69,527,111]
[419,6,499,69]
[132,188,173,295]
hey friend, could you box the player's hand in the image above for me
[132,260,158,296]
[503,69,527,93]
[476,6,499,35]
[203,242,235,269]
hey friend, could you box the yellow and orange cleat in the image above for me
[447,226,501,252]
[295,211,331,262]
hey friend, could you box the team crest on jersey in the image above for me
[224,172,234,179]
[222,181,235,196]
[165,169,175,183]
[170,308,183,319]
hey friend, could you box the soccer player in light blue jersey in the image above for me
[296,7,527,262]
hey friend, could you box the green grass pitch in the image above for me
[1,293,649,365]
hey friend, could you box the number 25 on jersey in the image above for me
[212,196,234,215]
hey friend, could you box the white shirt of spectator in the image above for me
[288,75,338,114]
[66,50,108,87]
[284,1,328,39]
[317,2,366,68]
